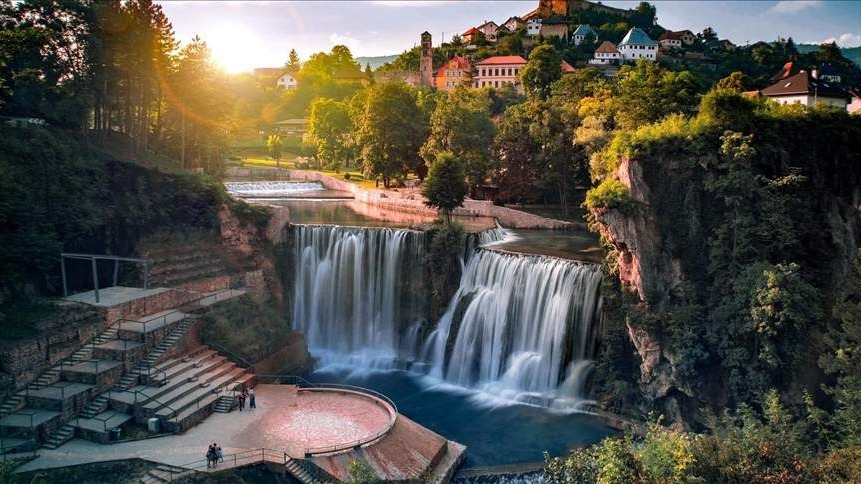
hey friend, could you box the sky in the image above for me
[157,0,861,73]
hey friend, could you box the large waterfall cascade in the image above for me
[291,225,427,367]
[290,224,603,409]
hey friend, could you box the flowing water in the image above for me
[292,224,603,409]
[225,181,324,197]
[291,225,427,368]
[424,250,603,409]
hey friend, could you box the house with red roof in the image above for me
[589,41,621,65]
[436,55,472,91]
[461,27,481,44]
[473,56,528,90]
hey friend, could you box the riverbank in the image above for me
[225,166,573,230]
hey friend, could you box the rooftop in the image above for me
[760,70,848,99]
[595,41,619,54]
[476,55,527,66]
[573,24,597,37]
[619,27,656,47]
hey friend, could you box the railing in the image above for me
[252,374,399,457]
[153,447,339,483]
[205,341,254,369]
[0,428,38,462]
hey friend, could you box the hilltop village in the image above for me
[255,0,860,112]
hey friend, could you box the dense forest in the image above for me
[2,0,861,481]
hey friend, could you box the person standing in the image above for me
[207,444,215,469]
[238,391,245,412]
[216,444,223,464]
[249,388,256,410]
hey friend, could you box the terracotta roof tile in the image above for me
[476,55,527,65]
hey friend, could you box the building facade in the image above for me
[590,41,621,65]
[276,73,298,89]
[760,70,849,109]
[436,55,472,91]
[473,56,527,90]
[572,24,597,45]
[618,27,657,62]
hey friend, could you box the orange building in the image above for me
[436,55,472,91]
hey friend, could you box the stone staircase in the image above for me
[31,368,61,389]
[212,394,236,413]
[80,394,110,419]
[139,463,192,483]
[113,317,197,391]
[143,241,248,293]
[0,394,24,418]
[42,423,76,449]
[112,348,254,433]
[286,459,324,484]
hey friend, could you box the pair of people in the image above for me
[237,387,256,411]
[206,443,223,468]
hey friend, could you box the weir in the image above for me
[290,224,603,409]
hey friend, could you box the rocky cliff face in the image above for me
[592,145,861,426]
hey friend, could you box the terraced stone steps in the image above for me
[152,367,245,418]
[0,395,24,418]
[139,463,192,483]
[213,395,235,413]
[42,423,75,449]
[286,459,323,484]
[32,368,60,389]
[80,394,110,419]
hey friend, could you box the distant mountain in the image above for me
[356,55,400,70]
[797,44,861,67]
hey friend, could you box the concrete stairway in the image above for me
[0,394,24,418]
[80,394,110,419]
[286,459,324,484]
[113,317,197,391]
[31,368,61,389]
[123,349,253,432]
[139,463,192,483]
[213,395,235,413]
[42,423,76,449]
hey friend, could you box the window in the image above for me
[495,68,499,76]
[495,80,499,87]
[515,68,519,75]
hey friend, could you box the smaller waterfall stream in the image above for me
[225,181,324,197]
[424,249,603,408]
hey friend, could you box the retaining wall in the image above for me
[284,170,572,229]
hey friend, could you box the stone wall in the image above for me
[0,302,103,401]
[251,332,312,375]
[285,170,571,229]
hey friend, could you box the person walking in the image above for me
[216,444,223,464]
[249,388,256,410]
[207,444,215,469]
[238,391,245,412]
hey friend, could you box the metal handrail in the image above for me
[205,341,255,369]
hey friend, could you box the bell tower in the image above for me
[420,31,433,87]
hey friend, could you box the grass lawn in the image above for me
[514,205,589,224]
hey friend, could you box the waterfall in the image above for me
[291,224,603,409]
[291,225,426,368]
[424,249,603,408]
[225,181,323,198]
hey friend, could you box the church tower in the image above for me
[420,31,433,87]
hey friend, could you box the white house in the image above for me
[760,70,849,110]
[590,41,621,65]
[572,24,598,46]
[473,55,527,91]
[277,72,298,89]
[527,18,542,37]
[618,27,657,62]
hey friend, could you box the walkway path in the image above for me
[16,384,391,473]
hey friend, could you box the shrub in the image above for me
[584,179,640,215]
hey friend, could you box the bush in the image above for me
[584,179,640,215]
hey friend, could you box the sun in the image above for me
[205,24,267,74]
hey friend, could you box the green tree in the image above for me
[286,48,301,72]
[520,44,563,100]
[266,134,283,167]
[420,88,495,196]
[422,151,468,223]
[346,459,379,484]
[308,97,353,171]
[355,82,425,187]
[614,60,699,129]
